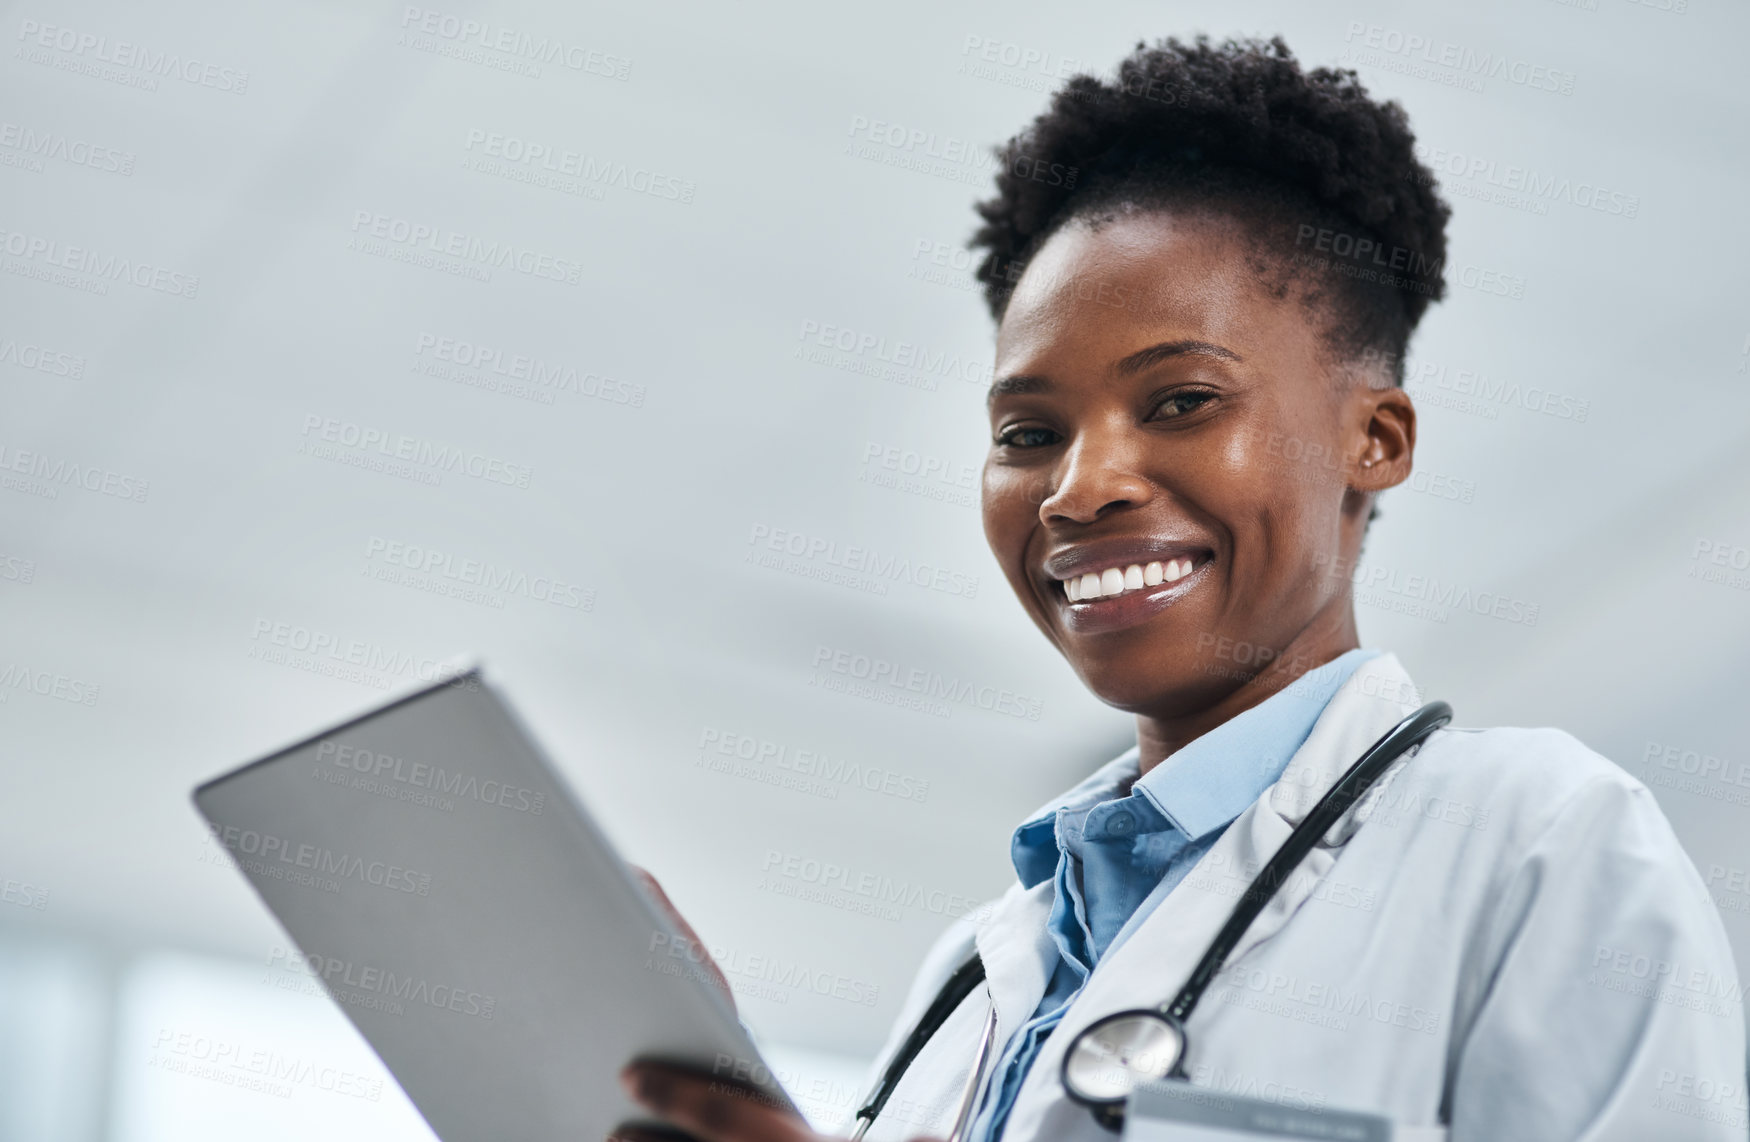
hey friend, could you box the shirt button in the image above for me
[1106,811,1135,835]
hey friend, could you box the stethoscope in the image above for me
[850,700,1453,1139]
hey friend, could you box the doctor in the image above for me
[618,35,1746,1142]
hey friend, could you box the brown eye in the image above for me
[996,426,1060,448]
[1153,391,1215,418]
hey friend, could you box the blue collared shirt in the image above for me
[968,649,1380,1142]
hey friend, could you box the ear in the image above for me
[1348,384,1417,498]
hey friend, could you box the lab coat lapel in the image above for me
[973,876,1055,1048]
[996,654,1422,1140]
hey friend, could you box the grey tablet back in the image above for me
[193,668,791,1140]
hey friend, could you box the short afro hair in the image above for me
[969,35,1452,384]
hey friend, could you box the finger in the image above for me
[608,1125,705,1142]
[621,1061,819,1142]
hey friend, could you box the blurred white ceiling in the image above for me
[2,0,1748,1061]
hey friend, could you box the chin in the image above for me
[1070,651,1243,718]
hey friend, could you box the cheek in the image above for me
[1207,420,1344,571]
[981,467,1045,587]
[981,465,1031,534]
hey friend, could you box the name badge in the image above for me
[1122,1080,1447,1141]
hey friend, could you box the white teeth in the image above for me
[1063,557,1199,601]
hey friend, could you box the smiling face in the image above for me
[981,207,1416,725]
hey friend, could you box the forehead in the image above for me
[993,209,1308,374]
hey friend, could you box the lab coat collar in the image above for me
[972,877,1057,1054]
[995,651,1425,1138]
[1009,649,1383,889]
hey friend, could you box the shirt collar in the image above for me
[1010,648,1381,888]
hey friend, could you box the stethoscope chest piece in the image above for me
[1061,1008,1186,1111]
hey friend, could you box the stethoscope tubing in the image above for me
[1163,699,1452,1023]
[853,699,1454,1137]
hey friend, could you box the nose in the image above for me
[1036,429,1154,525]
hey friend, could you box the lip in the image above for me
[1041,538,1213,584]
[1040,539,1215,637]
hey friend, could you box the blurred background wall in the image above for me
[3,0,1748,1136]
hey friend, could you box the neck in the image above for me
[1133,605,1361,775]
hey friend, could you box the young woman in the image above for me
[618,36,1745,1142]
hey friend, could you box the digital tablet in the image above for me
[192,665,794,1140]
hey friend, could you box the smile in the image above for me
[1046,550,1213,635]
[1057,558,1199,602]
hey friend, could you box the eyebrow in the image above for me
[1115,339,1242,375]
[986,339,1243,409]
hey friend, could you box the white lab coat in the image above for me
[856,653,1747,1142]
